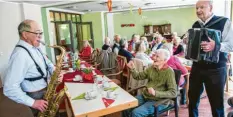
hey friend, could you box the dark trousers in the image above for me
[27,89,46,117]
[188,66,226,117]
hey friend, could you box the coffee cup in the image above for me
[107,91,116,99]
[85,90,97,100]
[74,75,82,81]
[68,68,73,72]
[103,81,110,88]
[96,76,103,82]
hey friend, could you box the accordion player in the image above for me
[185,28,221,63]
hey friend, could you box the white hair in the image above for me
[104,37,110,45]
[140,36,147,41]
[133,35,140,42]
[172,32,178,37]
[174,36,181,43]
[161,43,173,55]
[155,49,171,62]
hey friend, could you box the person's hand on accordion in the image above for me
[200,37,215,52]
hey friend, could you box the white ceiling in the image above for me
[6,0,198,13]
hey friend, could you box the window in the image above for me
[49,11,81,23]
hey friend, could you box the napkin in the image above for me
[72,93,85,100]
[102,98,115,108]
[104,86,118,91]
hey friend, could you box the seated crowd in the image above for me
[76,32,188,116]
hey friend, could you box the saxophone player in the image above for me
[3,20,63,116]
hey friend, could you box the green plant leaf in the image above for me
[72,93,85,100]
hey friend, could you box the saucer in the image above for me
[73,75,82,81]
[67,70,74,73]
[106,93,117,99]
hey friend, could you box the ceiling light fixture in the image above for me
[144,3,156,6]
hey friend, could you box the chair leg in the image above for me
[154,107,159,117]
[180,88,186,105]
[175,99,179,117]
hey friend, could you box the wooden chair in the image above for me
[81,49,100,66]
[127,69,181,117]
[100,55,127,87]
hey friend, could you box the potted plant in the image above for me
[81,67,93,81]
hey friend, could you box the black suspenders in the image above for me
[16,45,48,82]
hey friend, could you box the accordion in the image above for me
[185,28,221,63]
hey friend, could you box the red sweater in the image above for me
[79,46,92,57]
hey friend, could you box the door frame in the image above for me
[54,21,74,52]
[75,22,94,49]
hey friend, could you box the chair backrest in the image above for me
[173,69,182,89]
[97,51,117,70]
[128,58,148,90]
[90,49,99,61]
[117,55,127,71]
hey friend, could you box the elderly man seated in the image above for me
[124,49,177,117]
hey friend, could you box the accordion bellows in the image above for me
[185,28,221,63]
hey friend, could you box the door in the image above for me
[76,22,94,51]
[55,21,74,52]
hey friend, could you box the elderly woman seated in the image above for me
[135,41,153,66]
[161,43,188,86]
[128,34,140,52]
[140,36,149,49]
[118,39,134,63]
[102,37,112,52]
[151,34,164,52]
[112,34,121,55]
[124,49,177,117]
[173,36,184,57]
[79,40,92,58]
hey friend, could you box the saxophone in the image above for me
[37,41,67,117]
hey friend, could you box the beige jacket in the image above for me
[129,58,148,89]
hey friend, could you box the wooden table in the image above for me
[65,77,138,117]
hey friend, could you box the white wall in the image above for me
[0,1,44,85]
[21,3,46,53]
[0,1,23,81]
[106,13,114,44]
[212,0,231,18]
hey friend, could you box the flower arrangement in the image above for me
[81,67,93,81]
[76,60,81,70]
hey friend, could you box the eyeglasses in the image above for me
[25,31,43,36]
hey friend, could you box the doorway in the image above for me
[53,21,94,58]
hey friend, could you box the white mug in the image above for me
[75,75,82,81]
[89,90,97,98]
[103,81,110,88]
[68,68,73,72]
[107,91,116,99]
